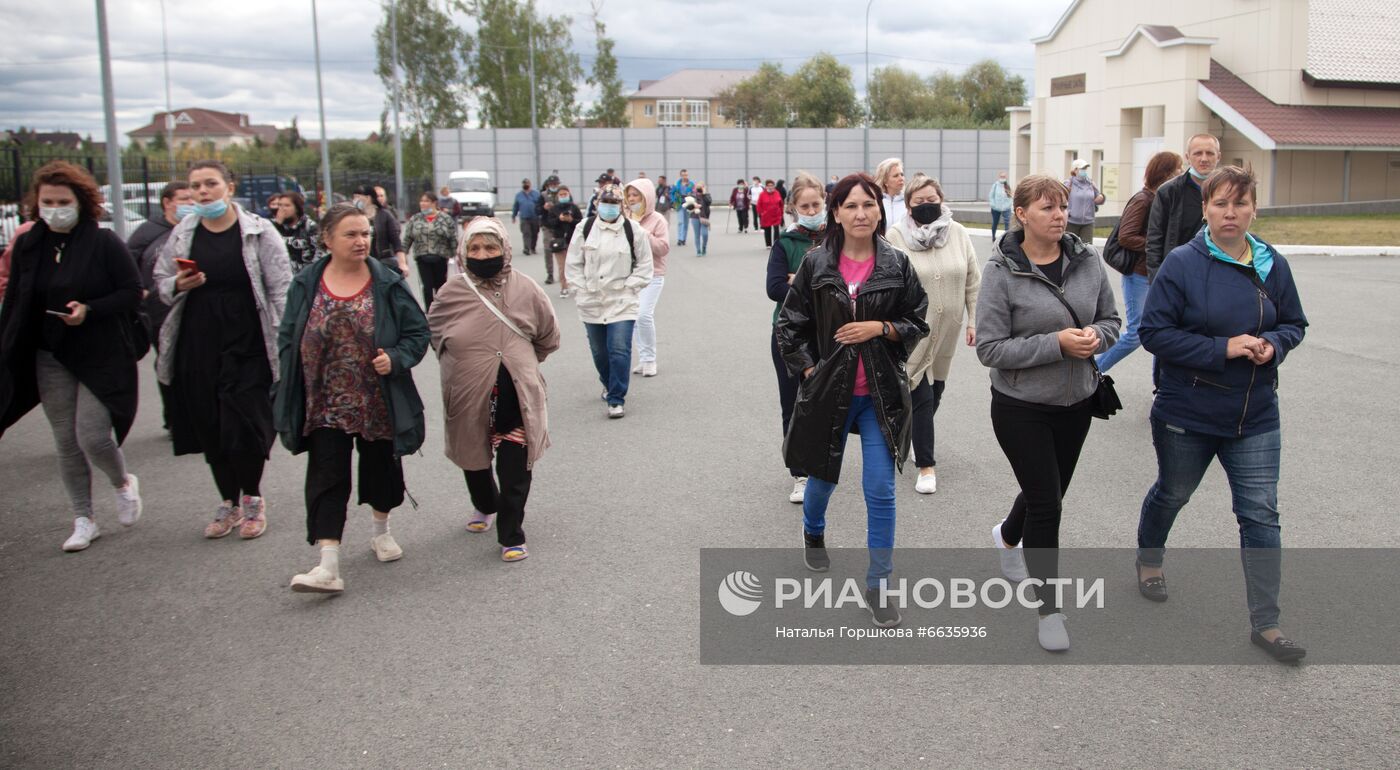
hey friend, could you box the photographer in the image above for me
[684,183,712,257]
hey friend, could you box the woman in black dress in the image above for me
[154,160,292,540]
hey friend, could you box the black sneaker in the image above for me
[864,587,902,628]
[1251,631,1306,663]
[802,529,829,572]
[545,276,555,285]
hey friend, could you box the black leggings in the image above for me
[910,375,946,468]
[771,327,800,476]
[990,395,1093,614]
[417,254,449,313]
[210,455,265,502]
[464,442,531,548]
[303,428,405,544]
[736,209,749,232]
[763,224,779,248]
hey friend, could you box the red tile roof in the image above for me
[127,108,278,141]
[1200,60,1400,149]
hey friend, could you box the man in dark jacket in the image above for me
[126,181,192,429]
[354,185,407,276]
[1145,133,1219,281]
[512,178,543,255]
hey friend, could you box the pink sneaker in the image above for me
[203,502,244,539]
[238,496,267,539]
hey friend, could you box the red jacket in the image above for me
[756,190,785,228]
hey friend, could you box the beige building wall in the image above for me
[1016,0,1400,211]
[625,98,736,129]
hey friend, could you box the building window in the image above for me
[685,100,709,127]
[657,100,682,127]
[643,103,654,117]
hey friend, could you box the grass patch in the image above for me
[1250,214,1400,247]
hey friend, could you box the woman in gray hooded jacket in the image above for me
[974,174,1120,652]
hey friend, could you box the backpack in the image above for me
[1100,191,1148,276]
[581,216,638,271]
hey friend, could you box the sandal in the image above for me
[501,545,529,562]
[466,510,496,533]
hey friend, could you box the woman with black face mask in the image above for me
[427,217,560,563]
[885,173,981,496]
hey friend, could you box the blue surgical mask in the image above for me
[1077,169,1089,179]
[797,210,826,230]
[597,203,621,221]
[176,204,197,219]
[558,195,572,204]
[1188,166,1209,181]
[194,199,228,219]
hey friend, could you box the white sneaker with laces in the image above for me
[914,471,937,495]
[290,566,344,593]
[1038,613,1071,651]
[641,361,657,377]
[608,404,625,419]
[62,517,100,552]
[115,473,142,526]
[993,523,1029,582]
[788,477,808,504]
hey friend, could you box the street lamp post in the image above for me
[311,0,333,207]
[864,0,875,171]
[95,0,126,240]
[390,0,405,214]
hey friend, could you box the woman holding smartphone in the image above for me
[155,160,292,541]
[275,203,429,593]
[0,161,145,552]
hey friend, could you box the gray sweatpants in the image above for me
[35,350,128,519]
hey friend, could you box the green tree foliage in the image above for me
[459,0,582,128]
[585,2,628,127]
[375,0,473,134]
[868,61,1026,129]
[714,62,791,127]
[789,53,863,128]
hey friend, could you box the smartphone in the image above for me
[175,258,199,273]
[45,309,72,318]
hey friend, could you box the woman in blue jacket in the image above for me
[1136,166,1309,662]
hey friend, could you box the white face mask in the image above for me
[40,205,80,232]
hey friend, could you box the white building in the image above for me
[1008,0,1400,210]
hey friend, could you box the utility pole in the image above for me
[159,0,175,173]
[95,0,126,239]
[864,0,875,171]
[312,0,333,207]
[529,23,540,186]
[390,0,405,214]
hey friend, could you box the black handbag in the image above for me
[1044,281,1121,420]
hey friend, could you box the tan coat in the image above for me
[428,268,560,472]
[886,220,981,383]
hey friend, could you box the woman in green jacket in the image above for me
[763,172,827,504]
[273,203,429,594]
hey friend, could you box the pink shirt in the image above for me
[839,253,876,396]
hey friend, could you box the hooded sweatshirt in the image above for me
[428,217,561,471]
[624,178,671,277]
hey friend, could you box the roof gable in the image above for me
[629,69,757,100]
[1103,24,1216,58]
[1200,59,1400,149]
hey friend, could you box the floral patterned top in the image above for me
[300,277,392,440]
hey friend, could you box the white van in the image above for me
[447,170,497,219]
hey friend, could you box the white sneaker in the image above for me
[62,517,100,552]
[370,533,403,562]
[641,361,657,377]
[914,470,937,495]
[608,404,625,419]
[631,362,644,374]
[993,523,1029,582]
[290,566,344,593]
[789,477,808,504]
[1038,613,1071,651]
[115,473,142,526]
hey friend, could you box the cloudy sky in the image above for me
[0,0,1067,141]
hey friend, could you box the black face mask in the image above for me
[910,202,942,226]
[467,256,505,279]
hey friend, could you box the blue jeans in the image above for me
[692,217,709,254]
[1096,272,1148,372]
[802,396,897,589]
[676,205,689,243]
[583,320,636,406]
[1137,418,1283,632]
[991,209,1009,239]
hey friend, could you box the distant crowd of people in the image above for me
[0,131,1310,662]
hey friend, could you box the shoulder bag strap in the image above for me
[460,273,530,342]
[1040,277,1104,375]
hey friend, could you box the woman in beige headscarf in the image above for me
[427,217,560,562]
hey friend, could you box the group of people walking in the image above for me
[0,143,1311,662]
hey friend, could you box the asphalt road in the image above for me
[2,216,1397,768]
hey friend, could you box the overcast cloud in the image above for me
[0,0,1066,141]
